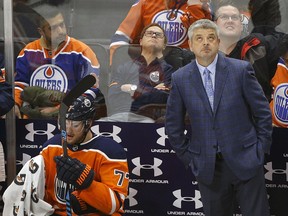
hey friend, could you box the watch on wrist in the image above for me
[130,85,137,91]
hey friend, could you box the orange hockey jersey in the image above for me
[270,58,288,128]
[40,134,129,215]
[110,0,211,53]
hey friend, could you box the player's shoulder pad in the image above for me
[91,135,127,160]
[42,134,62,149]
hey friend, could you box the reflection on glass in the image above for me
[214,3,283,102]
[104,24,175,123]
[1,0,286,124]
[13,3,100,120]
[269,34,288,128]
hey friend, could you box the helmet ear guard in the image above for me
[84,119,92,129]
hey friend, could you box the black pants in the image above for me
[197,159,270,216]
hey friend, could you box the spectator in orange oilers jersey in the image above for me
[270,34,288,128]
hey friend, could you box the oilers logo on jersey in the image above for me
[273,83,288,126]
[30,64,68,93]
[150,71,160,83]
[54,176,75,204]
[152,9,186,46]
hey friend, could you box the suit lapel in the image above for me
[214,54,229,113]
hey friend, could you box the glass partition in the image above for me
[4,0,288,125]
[0,1,3,68]
[1,0,288,214]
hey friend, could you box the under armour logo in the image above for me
[156,127,187,147]
[16,153,32,167]
[25,123,56,142]
[126,187,138,207]
[264,162,288,181]
[131,157,162,177]
[156,127,167,146]
[91,125,122,143]
[173,189,203,209]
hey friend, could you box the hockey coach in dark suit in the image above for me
[165,19,272,216]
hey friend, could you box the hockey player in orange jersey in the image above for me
[41,95,129,215]
[3,95,129,215]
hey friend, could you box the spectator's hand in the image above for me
[14,104,22,119]
[181,0,211,29]
[121,84,137,96]
[155,83,170,91]
[54,156,95,190]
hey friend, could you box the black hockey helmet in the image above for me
[66,95,96,121]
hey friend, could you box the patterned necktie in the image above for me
[203,68,214,109]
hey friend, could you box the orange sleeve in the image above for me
[109,0,144,63]
[187,4,211,20]
[1,69,22,107]
[76,158,129,215]
[181,4,212,29]
[117,0,144,44]
[14,84,24,107]
[0,75,4,83]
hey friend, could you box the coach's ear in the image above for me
[188,39,193,52]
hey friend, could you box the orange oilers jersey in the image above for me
[40,134,129,216]
[110,0,211,55]
[0,71,4,83]
[270,58,288,128]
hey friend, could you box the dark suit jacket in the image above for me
[165,54,272,185]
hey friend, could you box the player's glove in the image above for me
[70,191,99,215]
[54,156,95,190]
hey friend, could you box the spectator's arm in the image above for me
[181,0,212,29]
[110,0,144,63]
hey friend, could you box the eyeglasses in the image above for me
[144,31,165,39]
[217,14,241,21]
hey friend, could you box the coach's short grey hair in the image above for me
[187,19,220,40]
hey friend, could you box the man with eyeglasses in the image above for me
[4,95,129,215]
[214,3,283,101]
[109,0,211,65]
[107,23,175,122]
